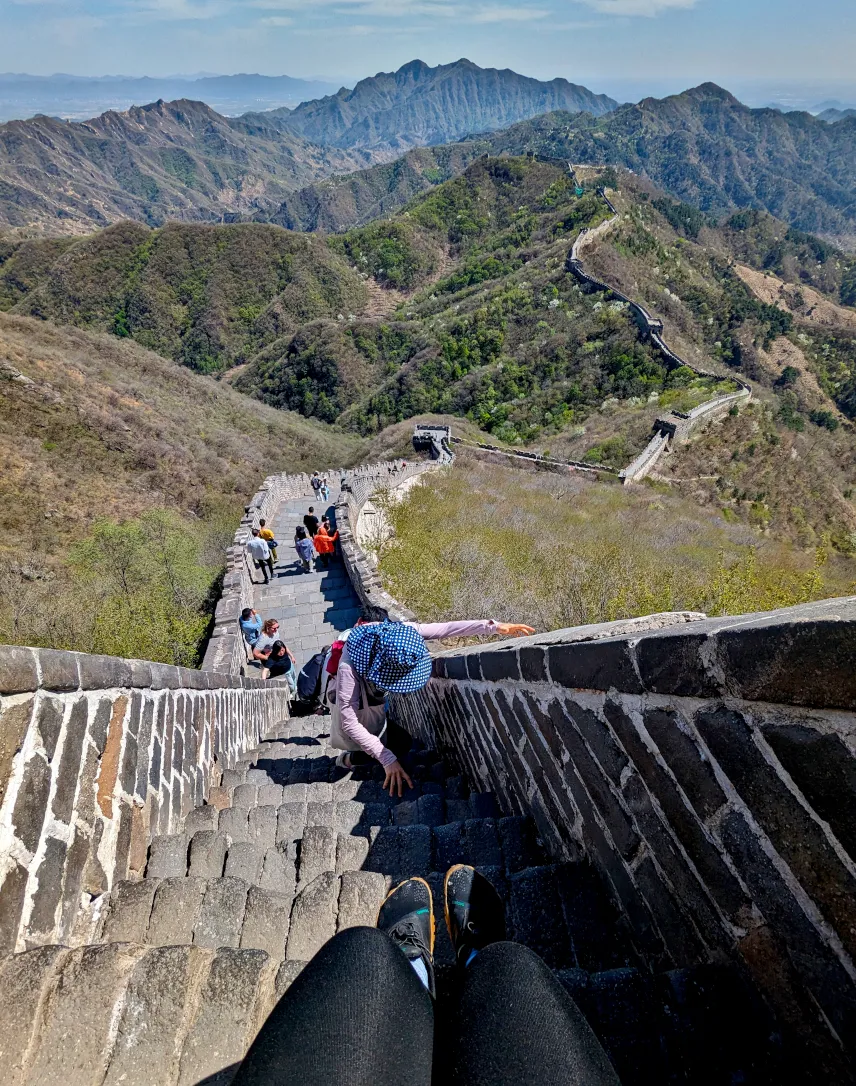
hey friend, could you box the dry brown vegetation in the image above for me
[0,313,369,660]
[377,456,856,631]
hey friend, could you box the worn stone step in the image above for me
[286,872,339,962]
[509,865,575,969]
[146,835,188,879]
[193,877,250,950]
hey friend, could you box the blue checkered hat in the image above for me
[347,621,432,694]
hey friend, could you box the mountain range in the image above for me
[268,59,617,152]
[0,59,615,236]
[1,68,856,252]
[0,72,339,123]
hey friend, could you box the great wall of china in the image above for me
[0,196,854,1084]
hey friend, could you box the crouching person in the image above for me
[329,606,533,796]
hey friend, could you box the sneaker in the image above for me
[444,865,506,967]
[377,877,436,997]
[335,751,353,770]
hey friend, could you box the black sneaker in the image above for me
[377,876,436,997]
[444,865,506,967]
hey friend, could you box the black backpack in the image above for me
[297,648,330,704]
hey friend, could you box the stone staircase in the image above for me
[1,709,782,1086]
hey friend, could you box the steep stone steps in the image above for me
[0,710,782,1085]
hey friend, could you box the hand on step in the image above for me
[383,759,414,798]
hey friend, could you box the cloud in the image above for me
[469,5,549,20]
[124,0,234,21]
[577,0,697,13]
[259,14,293,23]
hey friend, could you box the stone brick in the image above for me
[276,800,307,845]
[59,827,91,938]
[194,877,250,949]
[0,695,34,808]
[605,700,750,924]
[697,706,856,961]
[336,833,369,873]
[564,699,629,784]
[28,942,143,1085]
[0,945,67,1086]
[220,806,250,843]
[258,783,284,807]
[509,865,574,968]
[716,616,856,710]
[225,842,265,884]
[185,804,219,835]
[189,830,228,878]
[249,805,279,849]
[286,871,339,961]
[233,782,258,808]
[444,656,468,681]
[78,653,132,690]
[479,649,521,682]
[177,947,272,1086]
[465,818,502,867]
[240,886,291,960]
[37,649,79,693]
[101,879,161,943]
[87,698,111,753]
[274,959,306,999]
[11,752,50,853]
[28,836,67,938]
[104,945,208,1086]
[96,696,128,819]
[129,659,153,688]
[119,733,138,798]
[634,630,719,698]
[0,647,38,694]
[114,803,134,883]
[546,699,639,859]
[631,854,703,965]
[147,877,206,946]
[761,724,856,862]
[466,654,482,680]
[519,645,547,682]
[134,700,155,799]
[146,834,188,879]
[548,639,643,694]
[298,825,336,886]
[0,861,29,954]
[150,663,182,690]
[643,708,726,819]
[259,845,297,896]
[621,773,729,955]
[720,808,856,1049]
[337,871,386,931]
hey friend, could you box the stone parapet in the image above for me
[0,645,290,954]
[336,459,444,621]
[390,598,856,1070]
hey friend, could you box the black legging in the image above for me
[234,927,620,1086]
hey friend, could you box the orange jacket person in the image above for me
[313,524,339,568]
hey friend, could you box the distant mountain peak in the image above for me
[284,59,617,152]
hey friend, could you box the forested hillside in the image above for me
[0,312,366,662]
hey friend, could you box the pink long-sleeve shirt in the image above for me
[337,620,499,767]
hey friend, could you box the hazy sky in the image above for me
[2,0,855,103]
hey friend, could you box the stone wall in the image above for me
[0,645,290,954]
[390,599,856,1073]
[202,461,424,674]
[336,459,444,622]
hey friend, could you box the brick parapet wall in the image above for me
[391,598,856,1071]
[336,460,445,622]
[0,645,290,954]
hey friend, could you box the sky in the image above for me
[2,0,855,106]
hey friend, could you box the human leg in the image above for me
[266,557,275,579]
[233,926,434,1086]
[443,868,618,1086]
[255,560,269,584]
